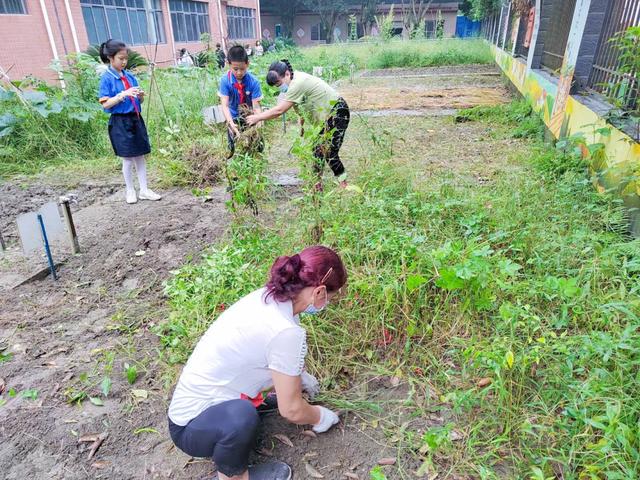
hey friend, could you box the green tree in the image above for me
[359,0,380,37]
[261,0,305,38]
[304,0,349,43]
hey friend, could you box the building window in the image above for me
[0,0,27,14]
[310,23,326,41]
[81,0,166,47]
[170,0,209,42]
[425,20,435,38]
[226,6,255,39]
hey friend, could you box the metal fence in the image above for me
[588,0,640,110]
[540,0,577,71]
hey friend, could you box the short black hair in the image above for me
[227,45,248,64]
[99,39,127,64]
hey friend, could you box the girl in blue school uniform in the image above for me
[98,39,161,204]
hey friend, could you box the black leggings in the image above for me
[314,97,350,177]
[169,399,259,477]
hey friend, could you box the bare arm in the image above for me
[220,95,240,136]
[271,370,321,425]
[247,100,294,125]
[99,87,142,110]
[252,98,262,114]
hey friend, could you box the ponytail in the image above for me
[99,39,127,64]
[266,59,294,86]
[265,246,347,302]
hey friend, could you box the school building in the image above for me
[259,0,460,46]
[0,0,261,82]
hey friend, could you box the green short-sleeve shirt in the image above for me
[284,71,339,124]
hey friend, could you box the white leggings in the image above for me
[122,156,148,192]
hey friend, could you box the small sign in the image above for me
[202,105,226,125]
[296,28,305,38]
[17,202,64,255]
[263,29,271,39]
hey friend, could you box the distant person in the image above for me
[215,43,226,69]
[219,45,263,156]
[267,42,276,53]
[168,246,346,480]
[245,43,253,57]
[177,48,194,67]
[247,59,350,188]
[255,39,264,56]
[97,39,161,204]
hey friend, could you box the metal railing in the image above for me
[588,0,640,111]
[540,0,577,71]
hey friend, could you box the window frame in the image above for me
[310,23,327,42]
[81,0,166,46]
[169,0,210,43]
[0,0,27,15]
[226,6,256,40]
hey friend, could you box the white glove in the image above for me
[301,371,320,400]
[312,406,339,433]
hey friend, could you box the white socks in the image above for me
[121,156,148,192]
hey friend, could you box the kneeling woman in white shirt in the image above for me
[168,245,347,480]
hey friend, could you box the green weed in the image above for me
[159,100,640,478]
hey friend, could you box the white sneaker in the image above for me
[139,189,162,201]
[125,188,137,204]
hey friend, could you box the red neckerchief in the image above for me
[119,72,140,116]
[228,71,246,105]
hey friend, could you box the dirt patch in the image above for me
[360,64,499,78]
[0,186,232,479]
[0,181,120,245]
[342,85,509,111]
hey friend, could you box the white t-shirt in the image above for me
[168,288,307,426]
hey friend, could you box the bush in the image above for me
[84,44,148,70]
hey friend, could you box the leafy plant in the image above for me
[124,363,138,384]
[84,44,148,70]
[375,4,396,41]
[604,26,640,142]
[21,389,39,400]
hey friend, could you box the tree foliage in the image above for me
[303,0,349,43]
[459,0,502,20]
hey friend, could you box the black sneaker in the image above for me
[249,461,292,480]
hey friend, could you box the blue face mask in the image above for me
[303,288,327,315]
[304,303,325,315]
[279,83,289,93]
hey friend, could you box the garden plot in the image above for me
[339,65,507,113]
[0,67,518,479]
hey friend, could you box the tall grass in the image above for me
[158,102,640,478]
[303,38,493,70]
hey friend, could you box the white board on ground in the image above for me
[202,105,226,125]
[17,202,65,256]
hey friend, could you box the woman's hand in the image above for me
[246,113,260,126]
[312,406,339,433]
[301,371,320,399]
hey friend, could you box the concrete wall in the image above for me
[492,46,640,235]
[0,0,259,82]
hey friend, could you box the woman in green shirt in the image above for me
[246,60,350,188]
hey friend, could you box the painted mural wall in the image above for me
[492,46,640,235]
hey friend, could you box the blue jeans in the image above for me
[169,399,260,477]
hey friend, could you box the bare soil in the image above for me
[0,65,512,479]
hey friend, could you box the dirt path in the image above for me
[0,64,510,479]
